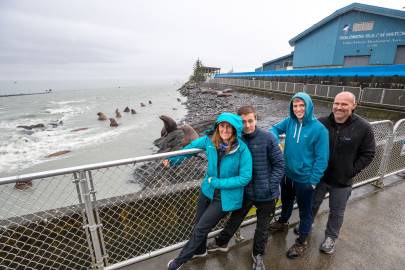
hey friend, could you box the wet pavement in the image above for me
[122,175,405,270]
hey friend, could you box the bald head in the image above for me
[332,91,357,123]
[336,91,356,103]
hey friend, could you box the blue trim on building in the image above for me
[215,64,405,78]
[289,3,405,46]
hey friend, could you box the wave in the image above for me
[45,106,77,114]
[50,99,86,105]
[0,123,137,175]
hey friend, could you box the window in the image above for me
[352,21,374,32]
[283,61,293,67]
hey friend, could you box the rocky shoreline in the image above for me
[153,81,332,153]
[177,82,332,130]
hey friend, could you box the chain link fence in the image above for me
[386,119,405,175]
[1,121,405,269]
[0,174,92,270]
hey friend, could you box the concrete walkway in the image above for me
[124,175,405,270]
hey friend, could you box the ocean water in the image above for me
[0,81,187,178]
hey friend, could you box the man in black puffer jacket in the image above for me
[207,106,284,270]
[312,91,375,255]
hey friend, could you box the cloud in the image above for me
[0,8,140,65]
[0,0,403,81]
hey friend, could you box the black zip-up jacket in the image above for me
[319,113,376,187]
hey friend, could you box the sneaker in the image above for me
[252,253,266,270]
[192,250,207,259]
[269,218,289,232]
[167,259,183,270]
[234,229,245,243]
[320,236,336,254]
[207,241,229,252]
[286,238,307,259]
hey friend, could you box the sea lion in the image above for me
[71,127,89,132]
[177,98,181,102]
[15,181,33,190]
[17,124,45,130]
[97,112,107,121]
[148,100,152,104]
[181,124,199,146]
[216,91,232,97]
[124,106,130,112]
[140,102,146,107]
[46,150,71,158]
[115,109,122,118]
[159,115,177,137]
[131,109,137,114]
[109,118,119,127]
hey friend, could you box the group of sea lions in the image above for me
[131,114,210,189]
[154,115,200,153]
[97,101,152,127]
[152,114,214,153]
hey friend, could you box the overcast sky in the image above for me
[0,0,403,82]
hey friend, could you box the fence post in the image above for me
[74,171,106,269]
[373,126,395,188]
[359,87,364,104]
[380,88,386,105]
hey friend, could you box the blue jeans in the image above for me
[175,191,227,265]
[280,177,315,238]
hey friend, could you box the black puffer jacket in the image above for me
[243,128,285,201]
[319,113,376,187]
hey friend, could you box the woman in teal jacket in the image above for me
[166,112,252,270]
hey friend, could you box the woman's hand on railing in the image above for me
[162,159,170,168]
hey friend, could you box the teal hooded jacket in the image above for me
[169,112,252,211]
[270,92,329,185]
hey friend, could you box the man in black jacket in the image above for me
[206,106,284,270]
[313,91,375,254]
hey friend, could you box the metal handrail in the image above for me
[0,119,395,185]
[0,148,203,185]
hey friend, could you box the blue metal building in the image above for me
[257,3,405,71]
[290,3,405,68]
[261,53,294,71]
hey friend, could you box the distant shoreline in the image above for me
[0,92,51,98]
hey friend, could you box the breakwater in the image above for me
[0,92,51,98]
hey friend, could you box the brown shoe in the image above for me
[286,239,307,259]
[269,219,289,232]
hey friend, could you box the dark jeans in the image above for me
[216,198,276,256]
[280,177,315,238]
[312,181,352,240]
[175,191,227,265]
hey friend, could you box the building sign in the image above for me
[339,31,405,46]
[352,21,374,32]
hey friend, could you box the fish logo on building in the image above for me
[342,24,350,34]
